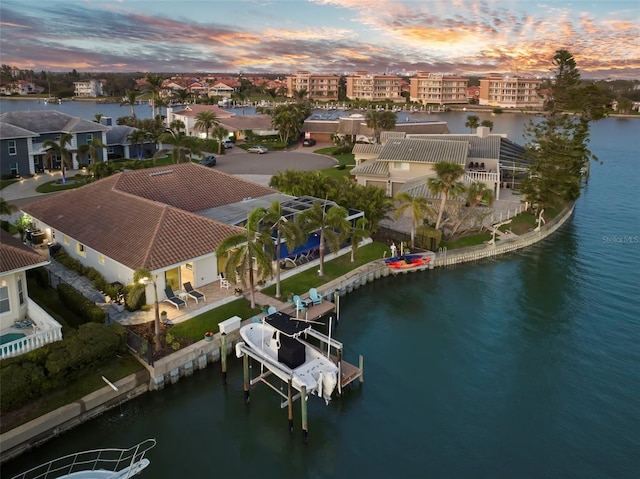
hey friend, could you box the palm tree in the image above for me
[365,110,396,144]
[194,110,219,140]
[77,138,106,166]
[393,192,433,248]
[348,217,369,262]
[427,161,466,231]
[297,201,350,277]
[449,182,495,238]
[173,88,190,106]
[133,269,161,353]
[93,113,103,124]
[120,90,138,118]
[127,129,148,160]
[145,74,164,119]
[43,133,73,182]
[216,208,274,309]
[261,201,305,298]
[480,120,494,131]
[465,115,480,132]
[212,125,229,155]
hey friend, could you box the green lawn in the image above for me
[314,147,355,179]
[169,298,261,341]
[35,179,86,193]
[0,354,144,433]
[441,233,492,249]
[261,242,388,299]
[27,277,85,331]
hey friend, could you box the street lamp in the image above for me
[139,274,161,351]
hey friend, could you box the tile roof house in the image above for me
[21,162,279,304]
[0,230,62,358]
[351,127,526,200]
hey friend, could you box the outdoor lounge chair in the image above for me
[164,286,186,310]
[292,295,306,311]
[308,288,323,305]
[267,306,277,314]
[183,282,205,303]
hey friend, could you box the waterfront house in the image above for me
[350,127,527,200]
[73,79,107,98]
[0,230,62,359]
[0,110,109,175]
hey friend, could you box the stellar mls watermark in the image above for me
[602,235,639,244]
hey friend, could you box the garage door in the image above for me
[391,182,405,196]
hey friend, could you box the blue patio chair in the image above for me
[267,306,277,314]
[292,295,306,311]
[308,288,323,305]
[164,286,186,310]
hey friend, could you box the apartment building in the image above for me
[346,71,404,103]
[479,74,543,109]
[73,78,106,97]
[286,71,340,101]
[409,72,469,105]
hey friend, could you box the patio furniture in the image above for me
[219,273,231,289]
[183,282,206,303]
[308,288,323,305]
[267,306,277,314]
[292,295,306,311]
[164,286,186,310]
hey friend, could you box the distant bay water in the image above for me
[0,103,638,478]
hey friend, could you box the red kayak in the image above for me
[387,256,431,269]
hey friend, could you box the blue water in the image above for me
[1,111,638,478]
[0,333,25,345]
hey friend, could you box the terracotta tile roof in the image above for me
[113,162,277,212]
[21,163,277,271]
[0,230,49,274]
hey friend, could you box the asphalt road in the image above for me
[212,144,336,175]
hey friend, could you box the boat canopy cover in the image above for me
[265,311,311,337]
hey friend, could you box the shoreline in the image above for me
[0,203,576,462]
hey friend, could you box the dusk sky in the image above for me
[1,0,638,79]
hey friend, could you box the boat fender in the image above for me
[235,342,245,358]
[317,372,323,399]
[275,331,281,350]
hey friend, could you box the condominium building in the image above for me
[409,72,469,105]
[346,71,404,103]
[73,78,106,98]
[478,74,543,109]
[286,71,340,101]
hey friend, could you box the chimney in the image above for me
[477,126,490,138]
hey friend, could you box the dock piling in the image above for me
[288,379,294,434]
[220,332,227,385]
[301,385,308,444]
[359,355,364,384]
[243,353,250,404]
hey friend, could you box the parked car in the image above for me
[302,138,316,147]
[199,155,217,167]
[247,145,268,154]
[222,139,233,149]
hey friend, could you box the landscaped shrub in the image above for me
[57,283,107,324]
[123,283,145,312]
[29,266,50,288]
[0,323,127,413]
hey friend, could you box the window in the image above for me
[86,133,93,143]
[8,140,17,155]
[393,162,409,170]
[0,285,9,314]
[107,147,114,154]
[10,163,18,175]
[63,235,70,245]
[18,278,24,305]
[99,254,105,264]
[76,242,86,256]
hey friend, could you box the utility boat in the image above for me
[11,439,156,479]
[237,312,338,404]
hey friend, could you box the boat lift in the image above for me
[233,313,363,444]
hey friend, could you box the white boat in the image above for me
[11,439,155,479]
[238,312,339,404]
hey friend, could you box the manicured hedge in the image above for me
[57,283,107,323]
[0,323,127,413]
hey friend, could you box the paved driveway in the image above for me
[212,145,336,175]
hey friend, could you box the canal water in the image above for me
[1,106,638,478]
